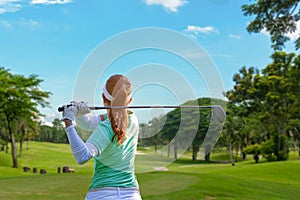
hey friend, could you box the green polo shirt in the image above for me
[86,112,139,190]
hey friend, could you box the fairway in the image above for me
[0,142,299,200]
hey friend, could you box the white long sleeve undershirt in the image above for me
[65,125,99,164]
[75,114,101,132]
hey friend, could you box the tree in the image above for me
[286,54,300,155]
[288,119,300,155]
[226,52,300,161]
[223,103,244,164]
[158,97,225,161]
[149,117,162,152]
[34,119,68,143]
[52,118,67,143]
[17,113,39,156]
[0,67,51,168]
[242,0,300,50]
[161,109,180,159]
[37,125,53,142]
[159,100,199,161]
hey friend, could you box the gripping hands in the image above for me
[71,101,90,116]
[61,101,90,121]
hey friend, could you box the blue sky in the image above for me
[0,0,298,124]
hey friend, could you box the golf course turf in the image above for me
[0,142,299,200]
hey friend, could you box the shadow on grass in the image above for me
[173,158,232,165]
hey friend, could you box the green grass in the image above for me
[1,142,300,200]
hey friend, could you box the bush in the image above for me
[260,139,275,161]
[244,144,261,163]
[244,136,290,163]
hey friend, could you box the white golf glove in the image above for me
[62,105,78,121]
[70,101,90,116]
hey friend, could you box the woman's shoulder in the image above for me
[89,120,113,140]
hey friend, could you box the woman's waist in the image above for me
[89,186,139,192]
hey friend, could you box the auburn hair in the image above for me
[102,74,132,145]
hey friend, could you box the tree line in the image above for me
[139,98,225,162]
[225,51,300,163]
[2,0,300,167]
[140,58,300,163]
[2,52,300,166]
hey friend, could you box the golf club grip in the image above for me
[58,106,67,112]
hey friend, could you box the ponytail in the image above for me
[102,75,132,145]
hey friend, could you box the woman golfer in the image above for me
[61,74,142,200]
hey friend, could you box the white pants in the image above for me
[85,187,142,200]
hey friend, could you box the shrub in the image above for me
[244,144,261,163]
[260,139,275,161]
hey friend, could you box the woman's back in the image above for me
[62,74,142,199]
[87,112,139,189]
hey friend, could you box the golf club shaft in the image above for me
[58,105,218,112]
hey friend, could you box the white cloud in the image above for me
[0,0,22,14]
[0,20,12,28]
[31,0,72,5]
[260,21,300,41]
[19,18,39,28]
[185,25,219,35]
[0,0,72,14]
[229,34,241,40]
[145,0,187,12]
[39,114,56,127]
[0,18,40,30]
[286,21,300,41]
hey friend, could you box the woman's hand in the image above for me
[71,101,90,116]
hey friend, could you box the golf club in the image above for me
[58,105,222,111]
[58,104,226,123]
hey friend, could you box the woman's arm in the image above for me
[64,119,99,164]
[75,114,107,131]
[70,101,107,131]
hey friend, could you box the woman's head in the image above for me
[102,74,132,145]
